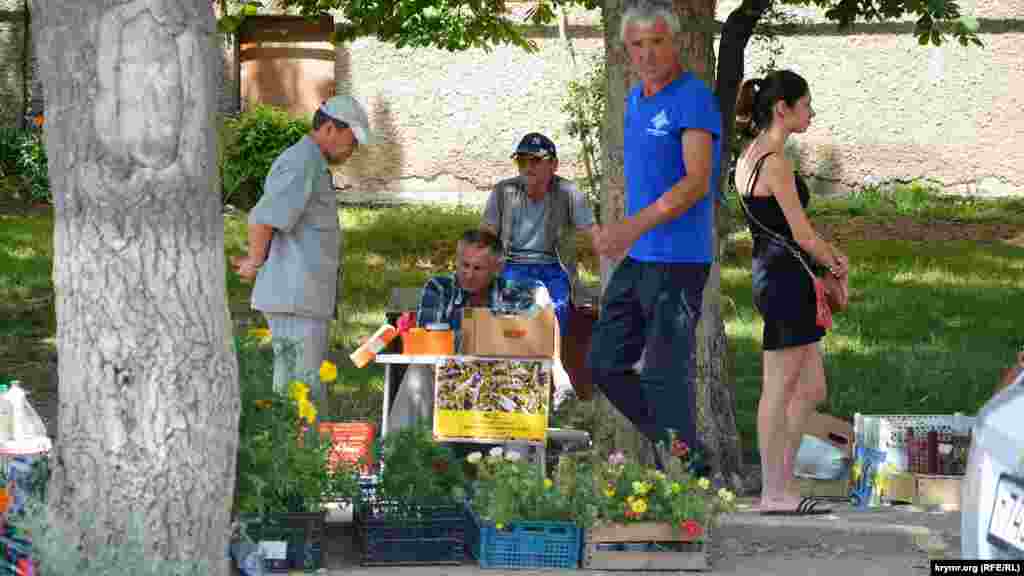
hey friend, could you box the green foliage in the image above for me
[235,335,360,516]
[10,500,209,575]
[466,448,600,529]
[374,424,464,505]
[0,126,49,205]
[221,105,311,210]
[275,0,585,52]
[562,54,606,219]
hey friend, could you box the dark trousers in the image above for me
[586,257,710,452]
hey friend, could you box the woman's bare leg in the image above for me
[783,342,827,500]
[759,345,809,510]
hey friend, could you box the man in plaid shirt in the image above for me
[388,230,551,432]
[416,230,550,335]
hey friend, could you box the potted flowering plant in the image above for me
[464,447,598,569]
[234,334,360,517]
[586,436,737,571]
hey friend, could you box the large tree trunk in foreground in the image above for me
[34,1,238,571]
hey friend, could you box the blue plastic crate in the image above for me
[468,510,582,570]
[357,492,468,565]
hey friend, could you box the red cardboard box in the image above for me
[319,421,376,474]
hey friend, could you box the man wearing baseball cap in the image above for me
[481,132,598,341]
[232,95,373,414]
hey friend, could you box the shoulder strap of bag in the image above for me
[735,152,817,280]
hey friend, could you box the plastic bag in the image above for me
[793,434,847,480]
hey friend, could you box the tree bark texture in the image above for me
[33,1,238,571]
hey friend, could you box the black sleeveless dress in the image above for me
[741,153,825,351]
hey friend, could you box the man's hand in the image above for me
[231,255,262,282]
[592,222,636,262]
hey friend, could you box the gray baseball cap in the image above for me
[320,95,373,145]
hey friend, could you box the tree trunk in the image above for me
[33,1,238,571]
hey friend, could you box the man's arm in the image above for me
[593,129,714,260]
[480,184,502,237]
[231,223,274,281]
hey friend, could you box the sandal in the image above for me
[759,496,834,516]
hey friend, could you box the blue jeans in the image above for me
[586,257,710,451]
[501,262,571,337]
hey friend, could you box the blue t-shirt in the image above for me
[624,73,722,263]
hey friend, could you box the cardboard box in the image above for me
[884,473,962,510]
[460,306,560,358]
[803,412,854,457]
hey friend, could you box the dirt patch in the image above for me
[818,216,1024,244]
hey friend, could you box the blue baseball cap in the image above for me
[513,133,557,159]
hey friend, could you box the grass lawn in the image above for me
[2,187,1023,456]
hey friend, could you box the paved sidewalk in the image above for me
[322,500,960,575]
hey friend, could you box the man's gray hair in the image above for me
[619,0,680,43]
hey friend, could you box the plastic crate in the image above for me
[239,513,325,573]
[467,510,582,569]
[356,488,467,566]
[319,421,376,475]
[854,413,974,472]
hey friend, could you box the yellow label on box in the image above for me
[432,357,550,443]
[435,410,547,442]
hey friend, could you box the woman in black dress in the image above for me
[734,70,849,514]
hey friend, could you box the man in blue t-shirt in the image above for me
[587,0,722,468]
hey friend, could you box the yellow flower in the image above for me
[297,399,317,425]
[254,399,272,410]
[671,482,682,495]
[604,486,616,498]
[717,488,735,503]
[652,471,666,482]
[626,495,635,504]
[851,462,863,483]
[495,522,504,530]
[630,498,648,514]
[632,481,650,496]
[289,380,310,403]
[319,360,338,383]
[544,478,553,489]
[697,477,711,491]
[248,327,272,345]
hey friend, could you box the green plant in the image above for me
[221,105,311,210]
[235,335,360,516]
[562,54,605,219]
[374,423,465,506]
[0,126,50,204]
[593,439,735,536]
[466,447,599,530]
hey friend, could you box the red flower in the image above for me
[671,439,689,459]
[681,519,704,539]
[432,459,449,474]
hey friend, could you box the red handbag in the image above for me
[813,277,833,330]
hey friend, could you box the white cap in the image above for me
[320,95,373,145]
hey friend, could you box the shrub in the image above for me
[221,105,312,210]
[0,126,50,205]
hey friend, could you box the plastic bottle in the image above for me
[349,324,398,368]
[5,381,27,439]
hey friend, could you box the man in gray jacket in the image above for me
[232,95,373,414]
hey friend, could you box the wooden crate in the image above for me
[584,522,708,571]
[884,472,962,511]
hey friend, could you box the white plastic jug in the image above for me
[0,381,51,454]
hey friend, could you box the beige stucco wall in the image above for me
[330,2,1023,201]
[729,0,1024,196]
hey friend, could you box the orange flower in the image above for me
[33,113,44,128]
[253,399,272,409]
[682,519,703,539]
